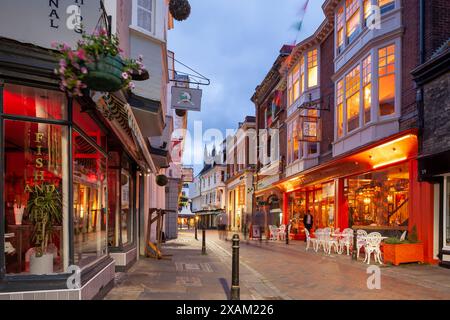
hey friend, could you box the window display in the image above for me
[3,119,68,274]
[346,163,409,227]
[73,131,107,267]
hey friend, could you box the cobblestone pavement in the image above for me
[105,230,450,300]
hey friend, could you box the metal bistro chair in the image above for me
[339,229,354,255]
[323,227,339,255]
[364,232,384,265]
[314,229,324,252]
[304,228,318,252]
[269,225,279,241]
[278,224,286,241]
[356,230,368,260]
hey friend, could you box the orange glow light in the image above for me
[373,157,407,169]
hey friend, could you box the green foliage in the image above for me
[26,185,63,257]
[384,237,409,244]
[408,225,419,244]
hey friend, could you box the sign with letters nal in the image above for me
[0,0,102,50]
[171,86,202,112]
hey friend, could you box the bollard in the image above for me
[195,224,198,241]
[286,225,289,245]
[230,234,240,300]
[352,229,358,261]
[202,229,206,255]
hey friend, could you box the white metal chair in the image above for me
[323,227,339,255]
[356,230,368,260]
[278,224,286,241]
[364,232,384,264]
[400,231,407,241]
[269,225,278,241]
[304,228,318,251]
[339,229,354,255]
[314,229,324,252]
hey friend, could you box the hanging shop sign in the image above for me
[298,115,322,143]
[171,86,202,112]
[182,167,194,183]
[0,0,101,50]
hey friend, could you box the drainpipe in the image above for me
[417,0,426,152]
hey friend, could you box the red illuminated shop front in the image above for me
[279,132,436,263]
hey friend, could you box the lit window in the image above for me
[307,143,318,155]
[378,44,396,116]
[307,49,318,88]
[300,56,305,94]
[346,0,360,42]
[288,63,300,105]
[287,123,292,164]
[362,55,372,124]
[364,0,372,23]
[293,119,300,161]
[137,0,153,33]
[378,0,395,14]
[337,7,345,51]
[337,80,344,138]
[345,66,361,132]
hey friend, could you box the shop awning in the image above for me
[128,93,165,138]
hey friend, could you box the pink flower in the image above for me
[59,59,67,68]
[138,54,144,61]
[77,49,87,61]
[51,41,59,49]
[59,67,66,74]
[122,72,129,80]
[81,67,88,74]
[128,82,135,90]
[100,28,108,36]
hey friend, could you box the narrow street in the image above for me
[106,231,450,300]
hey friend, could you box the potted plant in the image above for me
[156,175,169,187]
[26,184,62,275]
[169,0,191,21]
[53,28,147,96]
[382,226,424,266]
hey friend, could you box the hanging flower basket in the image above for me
[53,29,148,96]
[156,175,169,187]
[169,0,191,21]
[175,109,186,117]
[84,54,125,92]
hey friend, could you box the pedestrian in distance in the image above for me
[303,210,313,242]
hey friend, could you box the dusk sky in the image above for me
[168,0,325,174]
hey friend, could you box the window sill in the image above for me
[129,25,162,43]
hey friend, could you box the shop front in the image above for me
[278,131,436,262]
[0,45,149,299]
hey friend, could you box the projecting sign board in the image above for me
[0,0,102,50]
[171,87,202,112]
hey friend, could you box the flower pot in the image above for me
[130,69,149,81]
[85,55,125,92]
[169,0,191,21]
[175,109,186,117]
[14,206,24,225]
[30,253,54,275]
[382,243,424,266]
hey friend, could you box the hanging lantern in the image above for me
[169,0,191,21]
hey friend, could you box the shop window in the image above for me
[3,84,67,120]
[362,55,372,124]
[347,163,409,227]
[3,120,68,275]
[345,65,361,132]
[346,0,361,43]
[121,170,134,245]
[73,131,107,267]
[378,44,396,116]
[337,80,344,138]
[307,49,318,88]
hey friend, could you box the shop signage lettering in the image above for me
[24,132,56,194]
[0,0,101,50]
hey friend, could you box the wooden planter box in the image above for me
[383,243,424,266]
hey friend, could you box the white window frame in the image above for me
[132,0,155,36]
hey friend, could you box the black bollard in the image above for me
[202,229,206,255]
[352,228,358,261]
[286,224,289,245]
[195,223,198,241]
[230,234,240,300]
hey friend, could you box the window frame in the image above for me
[132,0,155,36]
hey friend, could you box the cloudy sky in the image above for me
[168,0,325,174]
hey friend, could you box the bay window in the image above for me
[300,56,305,94]
[337,80,344,138]
[345,66,361,132]
[346,0,360,43]
[288,64,300,106]
[378,44,395,116]
[362,55,372,124]
[335,42,397,139]
[307,49,318,88]
[337,7,345,52]
[293,119,300,162]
